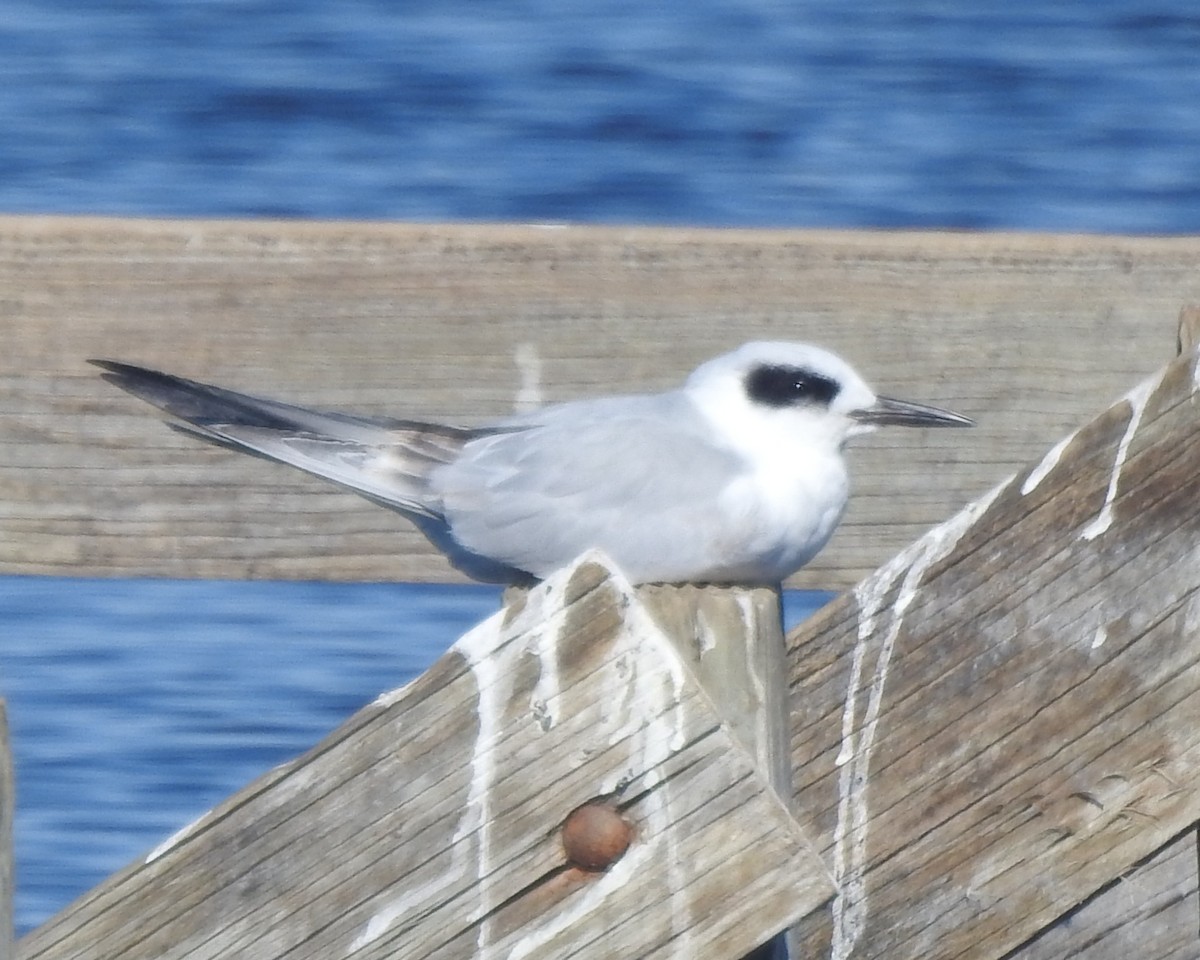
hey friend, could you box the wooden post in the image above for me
[638,585,792,805]
[504,577,808,959]
[19,557,833,960]
[638,584,793,960]
[1,700,13,960]
[784,340,1200,959]
[1002,826,1200,959]
[1178,303,1200,355]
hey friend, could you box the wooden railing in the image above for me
[4,217,1200,589]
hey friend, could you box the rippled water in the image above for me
[0,2,1198,229]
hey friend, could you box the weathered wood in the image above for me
[1179,304,1200,355]
[1,701,12,960]
[639,584,791,806]
[1007,825,1199,960]
[506,581,798,959]
[4,217,1200,587]
[638,584,793,960]
[785,342,1200,958]
[18,556,834,960]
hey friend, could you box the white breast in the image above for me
[714,443,850,580]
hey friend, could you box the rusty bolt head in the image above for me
[561,800,633,871]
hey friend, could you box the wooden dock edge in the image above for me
[4,216,1200,589]
[785,337,1200,959]
[18,558,833,960]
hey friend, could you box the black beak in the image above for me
[850,395,974,428]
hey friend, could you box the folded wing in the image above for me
[433,394,749,581]
[91,360,486,521]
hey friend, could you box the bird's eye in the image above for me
[745,365,841,408]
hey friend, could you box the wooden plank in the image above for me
[17,556,834,960]
[1007,826,1199,960]
[1,701,12,960]
[639,584,792,806]
[638,584,793,960]
[784,341,1200,958]
[4,217,1200,586]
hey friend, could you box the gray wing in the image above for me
[94,362,753,583]
[431,393,749,581]
[91,360,487,521]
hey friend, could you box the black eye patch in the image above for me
[745,364,841,408]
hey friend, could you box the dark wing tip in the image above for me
[89,358,158,376]
[90,358,150,390]
[89,359,228,424]
[89,358,167,383]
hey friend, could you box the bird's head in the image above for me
[684,341,973,454]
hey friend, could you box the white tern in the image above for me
[93,341,972,584]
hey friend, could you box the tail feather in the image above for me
[92,360,483,521]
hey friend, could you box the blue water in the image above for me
[2,0,1200,937]
[0,2,1199,229]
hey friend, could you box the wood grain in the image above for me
[17,558,833,960]
[638,583,795,960]
[1009,826,1199,960]
[4,217,1200,586]
[785,342,1200,958]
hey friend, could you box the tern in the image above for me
[92,342,972,584]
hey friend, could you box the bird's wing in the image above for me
[432,394,750,580]
[91,360,487,520]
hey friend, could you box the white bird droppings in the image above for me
[527,626,560,732]
[451,612,510,957]
[1080,376,1157,541]
[1021,430,1077,496]
[513,341,544,413]
[144,813,208,864]
[350,902,404,951]
[510,560,695,956]
[831,482,1004,960]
